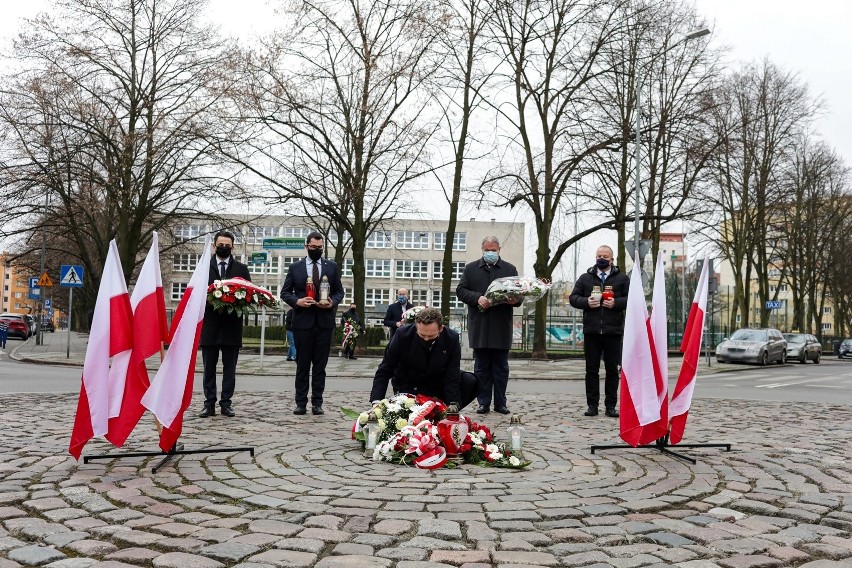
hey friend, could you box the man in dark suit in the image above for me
[456,236,520,415]
[370,307,477,408]
[199,229,251,418]
[383,287,412,341]
[281,232,345,415]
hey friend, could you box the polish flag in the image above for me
[669,258,710,444]
[619,254,667,446]
[142,236,211,452]
[648,253,669,437]
[69,240,134,459]
[105,232,168,447]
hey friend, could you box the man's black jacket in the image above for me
[568,265,629,335]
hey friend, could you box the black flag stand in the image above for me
[591,434,731,465]
[84,443,255,473]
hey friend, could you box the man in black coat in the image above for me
[199,229,252,418]
[456,236,519,415]
[370,307,477,408]
[281,231,345,415]
[569,245,629,418]
[383,287,412,341]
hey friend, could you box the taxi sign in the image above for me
[37,272,54,287]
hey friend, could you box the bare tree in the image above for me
[222,0,444,323]
[0,0,237,314]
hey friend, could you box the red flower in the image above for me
[221,294,235,304]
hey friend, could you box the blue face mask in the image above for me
[482,251,499,264]
[398,296,407,304]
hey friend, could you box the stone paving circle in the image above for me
[2,390,851,568]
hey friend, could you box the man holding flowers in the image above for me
[456,236,520,415]
[199,229,252,418]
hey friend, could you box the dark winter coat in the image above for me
[280,258,345,330]
[383,301,413,339]
[568,265,630,335]
[456,257,518,350]
[200,256,251,347]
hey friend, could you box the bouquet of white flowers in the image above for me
[482,276,552,310]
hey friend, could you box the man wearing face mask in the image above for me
[569,245,629,418]
[199,229,252,418]
[370,307,477,408]
[456,236,520,415]
[281,232,345,415]
[383,288,413,342]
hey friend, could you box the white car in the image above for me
[716,328,787,365]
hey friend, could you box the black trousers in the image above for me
[294,327,333,407]
[201,345,239,408]
[583,333,622,409]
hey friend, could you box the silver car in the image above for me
[716,328,787,365]
[783,333,821,364]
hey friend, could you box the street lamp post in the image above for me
[630,28,710,271]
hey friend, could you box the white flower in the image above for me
[386,403,402,413]
[377,419,387,431]
[403,397,415,409]
[395,418,408,430]
[509,456,521,466]
[213,290,223,298]
[477,429,487,439]
[222,285,230,293]
[490,452,503,460]
[235,290,246,299]
[485,444,499,454]
[373,407,383,419]
[358,413,369,425]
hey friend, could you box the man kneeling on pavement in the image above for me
[369,307,477,408]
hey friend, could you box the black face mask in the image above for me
[307,248,323,262]
[596,258,611,270]
[216,245,232,258]
[419,337,436,350]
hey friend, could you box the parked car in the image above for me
[0,313,31,340]
[839,338,852,360]
[40,316,55,333]
[716,328,787,365]
[783,333,821,364]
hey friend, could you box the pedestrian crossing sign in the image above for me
[37,272,54,287]
[60,265,84,288]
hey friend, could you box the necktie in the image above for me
[219,261,226,279]
[312,261,320,285]
[600,272,607,284]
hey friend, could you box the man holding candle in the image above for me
[569,245,629,418]
[281,232,345,416]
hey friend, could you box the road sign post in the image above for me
[60,265,84,359]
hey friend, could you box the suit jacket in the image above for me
[281,258,345,330]
[456,257,518,350]
[383,301,412,338]
[369,325,461,403]
[568,265,629,335]
[200,256,251,347]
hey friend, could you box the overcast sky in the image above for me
[3,1,850,273]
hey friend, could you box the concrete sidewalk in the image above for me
[10,329,746,380]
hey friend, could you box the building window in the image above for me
[284,227,311,238]
[283,256,303,269]
[432,261,465,280]
[433,232,467,251]
[780,284,787,292]
[432,290,465,309]
[265,284,280,298]
[327,229,351,243]
[768,268,781,278]
[366,232,393,249]
[410,290,428,305]
[366,259,391,278]
[173,254,202,272]
[175,224,205,242]
[342,258,354,277]
[247,225,278,244]
[171,282,188,301]
[822,322,832,330]
[249,256,280,275]
[396,231,429,250]
[365,288,390,307]
[14,292,23,299]
[824,306,831,314]
[395,260,429,279]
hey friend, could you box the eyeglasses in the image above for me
[216,244,233,249]
[307,245,324,251]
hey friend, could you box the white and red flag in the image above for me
[105,232,168,447]
[619,254,667,446]
[69,240,133,459]
[648,252,669,438]
[669,257,710,444]
[142,236,211,452]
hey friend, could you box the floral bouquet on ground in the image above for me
[482,276,552,311]
[400,305,426,324]
[207,277,278,317]
[342,394,530,470]
[341,318,361,351]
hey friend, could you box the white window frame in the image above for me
[432,261,465,280]
[395,260,429,279]
[822,322,832,330]
[171,282,188,301]
[173,254,202,272]
[175,224,205,242]
[247,225,278,244]
[366,259,391,278]
[342,258,354,277]
[396,231,430,250]
[249,255,281,275]
[366,231,393,249]
[432,289,465,309]
[284,227,311,238]
[410,290,428,305]
[365,288,391,307]
[433,232,467,251]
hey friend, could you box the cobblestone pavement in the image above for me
[2,390,851,568]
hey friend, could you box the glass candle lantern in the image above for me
[506,414,525,451]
